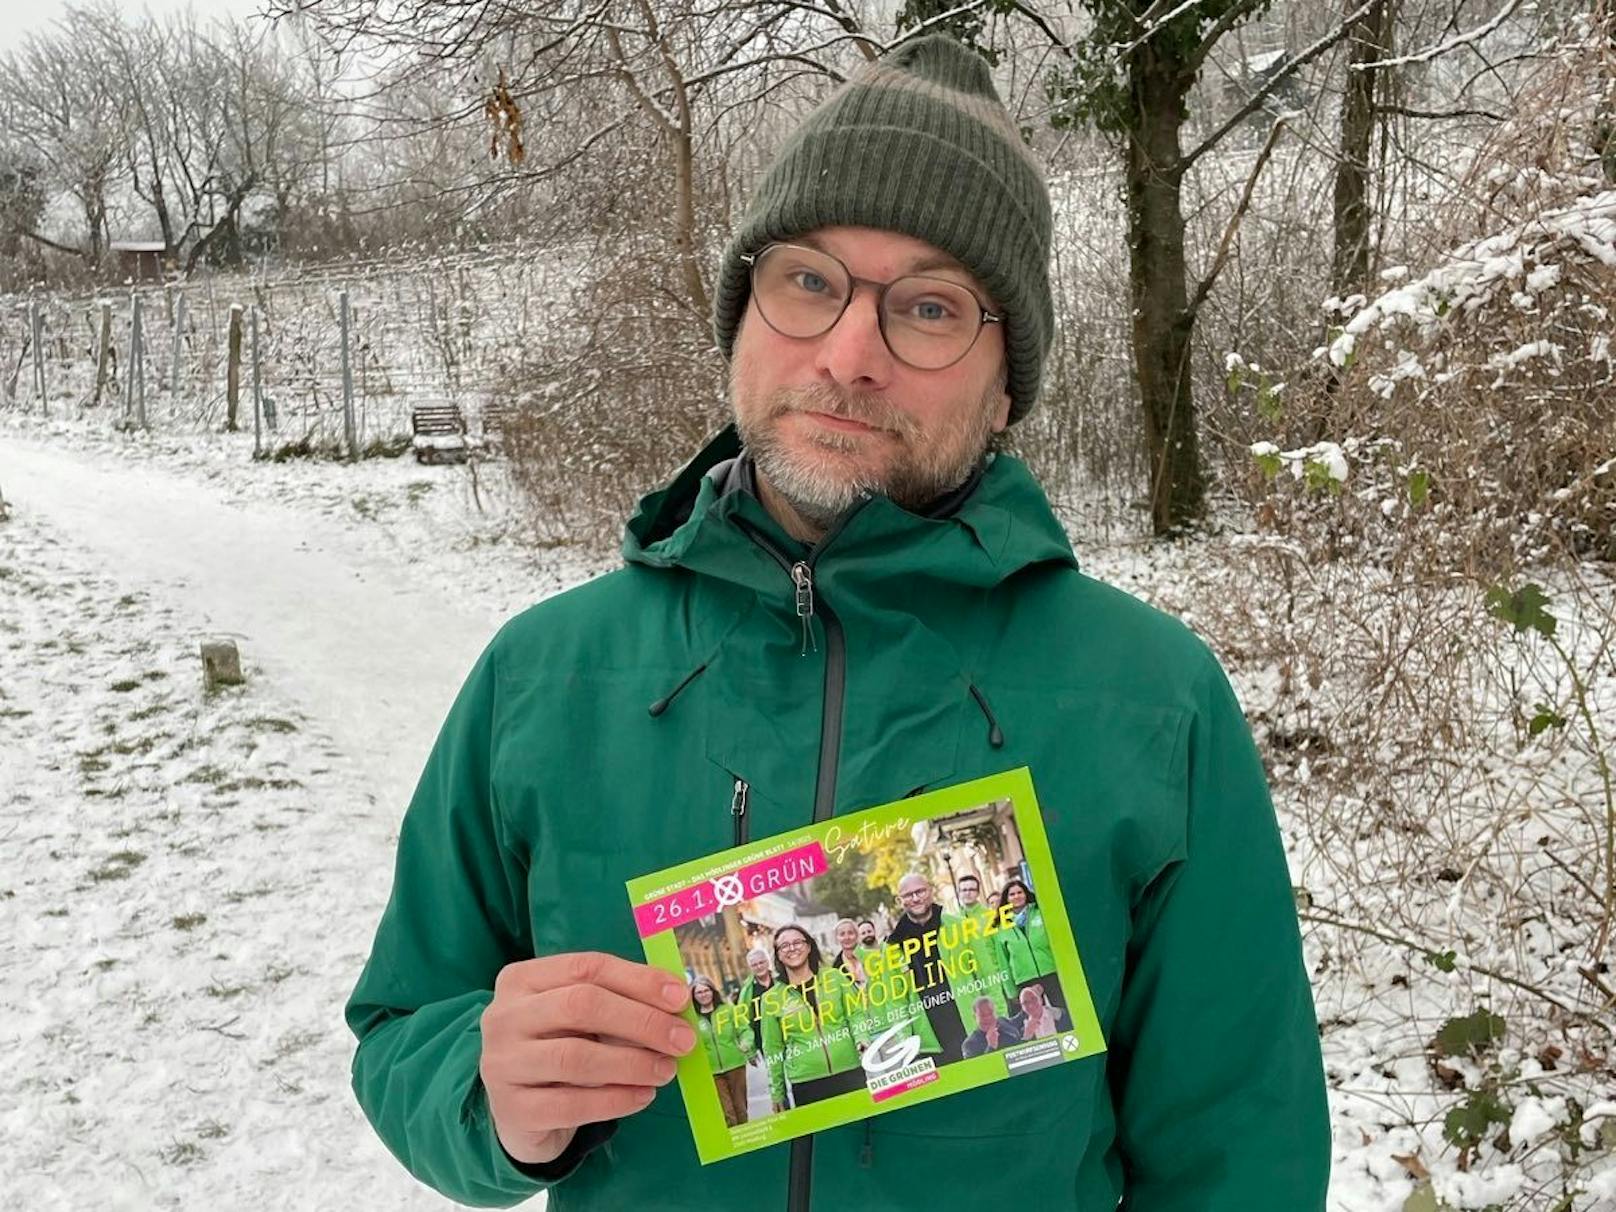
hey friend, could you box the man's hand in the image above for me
[479,952,694,1167]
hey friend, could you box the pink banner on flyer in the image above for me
[871,1069,940,1103]
[633,841,828,939]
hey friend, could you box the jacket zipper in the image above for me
[731,776,749,847]
[730,510,861,1212]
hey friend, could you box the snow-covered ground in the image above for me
[2,409,1611,1210]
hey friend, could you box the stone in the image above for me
[200,640,244,692]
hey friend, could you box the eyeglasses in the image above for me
[777,938,810,951]
[898,889,931,901]
[740,243,1001,370]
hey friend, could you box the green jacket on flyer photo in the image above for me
[695,1006,752,1075]
[344,424,1331,1211]
[953,903,1014,1017]
[998,902,1058,987]
[758,966,871,1107]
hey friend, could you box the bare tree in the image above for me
[0,11,127,266]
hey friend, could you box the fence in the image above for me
[0,243,580,456]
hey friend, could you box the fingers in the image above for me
[502,952,689,1012]
[503,982,692,1056]
[501,1083,661,1134]
[510,1037,678,1090]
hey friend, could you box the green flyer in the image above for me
[625,767,1104,1164]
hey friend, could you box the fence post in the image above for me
[134,294,147,429]
[340,288,358,461]
[170,293,186,397]
[93,301,113,408]
[226,303,243,432]
[123,292,143,427]
[30,293,46,411]
[251,307,263,459]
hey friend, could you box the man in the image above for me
[856,920,878,949]
[881,872,971,1061]
[346,32,1330,1212]
[961,995,1022,1059]
[734,948,775,1062]
[953,871,1013,1017]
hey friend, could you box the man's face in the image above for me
[858,922,877,945]
[974,999,995,1030]
[730,226,1012,535]
[747,952,771,980]
[897,875,934,921]
[958,877,980,907]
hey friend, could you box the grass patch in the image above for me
[129,702,170,721]
[87,850,146,882]
[172,913,207,931]
[109,678,142,693]
[90,958,117,972]
[218,776,304,793]
[245,716,298,734]
[205,979,250,999]
[183,764,231,786]
[196,1120,229,1141]
[159,1140,203,1166]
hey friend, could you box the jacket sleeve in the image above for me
[761,997,788,1106]
[344,636,616,1208]
[1110,653,1330,1211]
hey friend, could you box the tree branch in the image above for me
[1187,116,1286,315]
[21,229,87,258]
[1354,0,1524,70]
[1180,0,1378,175]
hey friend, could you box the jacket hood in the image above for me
[622,423,1079,593]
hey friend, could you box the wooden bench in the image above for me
[411,403,468,464]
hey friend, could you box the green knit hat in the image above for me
[712,34,1053,422]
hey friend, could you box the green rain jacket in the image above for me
[695,1006,752,1074]
[759,966,871,1107]
[345,425,1330,1211]
[998,902,1058,987]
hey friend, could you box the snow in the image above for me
[1,415,606,1208]
[4,409,1614,1210]
[1325,189,1616,366]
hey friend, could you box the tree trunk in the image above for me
[1126,47,1203,535]
[1332,0,1389,296]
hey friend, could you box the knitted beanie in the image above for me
[712,34,1053,423]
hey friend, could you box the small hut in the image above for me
[110,240,167,282]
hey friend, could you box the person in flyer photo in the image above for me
[996,877,1066,1014]
[345,30,1329,1212]
[757,926,870,1110]
[688,976,752,1128]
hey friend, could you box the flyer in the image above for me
[625,766,1104,1164]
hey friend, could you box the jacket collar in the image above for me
[622,423,1079,594]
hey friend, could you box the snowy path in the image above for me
[0,437,502,801]
[0,438,512,1210]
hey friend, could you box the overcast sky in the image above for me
[0,0,269,52]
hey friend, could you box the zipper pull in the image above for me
[791,562,818,655]
[731,776,749,846]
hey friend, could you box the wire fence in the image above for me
[0,244,580,455]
